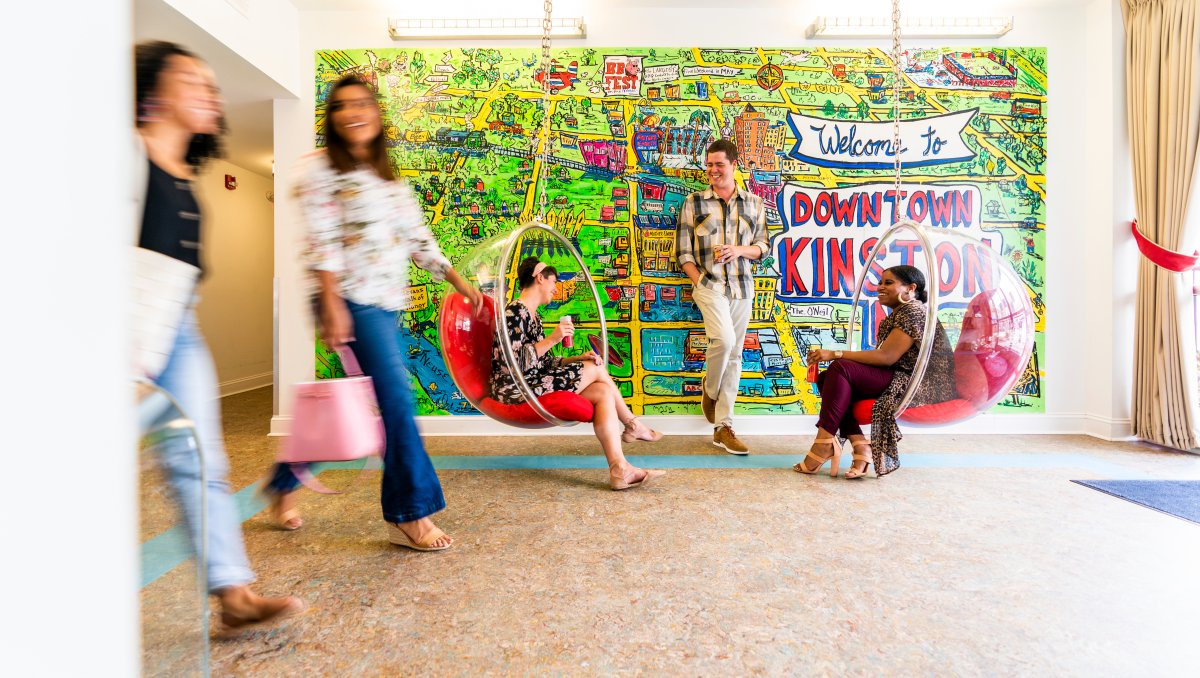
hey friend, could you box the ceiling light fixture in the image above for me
[388,17,586,40]
[806,16,1013,39]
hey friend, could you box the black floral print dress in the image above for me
[870,301,959,475]
[490,301,584,404]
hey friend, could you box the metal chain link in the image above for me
[891,0,903,212]
[535,0,554,222]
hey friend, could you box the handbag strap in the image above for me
[287,462,374,495]
[335,345,365,377]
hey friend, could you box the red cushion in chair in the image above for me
[953,350,991,407]
[851,399,874,425]
[478,390,595,428]
[852,397,977,426]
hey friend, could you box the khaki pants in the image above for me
[692,285,753,428]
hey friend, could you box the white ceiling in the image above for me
[135,0,289,178]
[289,0,1088,12]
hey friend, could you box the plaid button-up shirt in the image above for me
[676,187,769,299]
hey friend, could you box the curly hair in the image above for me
[135,41,225,169]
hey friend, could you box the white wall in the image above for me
[1,3,137,673]
[272,0,1135,437]
[162,0,304,97]
[1085,0,1137,439]
[194,159,276,396]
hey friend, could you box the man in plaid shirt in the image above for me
[676,139,768,454]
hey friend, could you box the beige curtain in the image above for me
[1124,0,1200,449]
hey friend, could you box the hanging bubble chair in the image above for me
[844,219,1037,426]
[826,0,1038,428]
[438,221,610,429]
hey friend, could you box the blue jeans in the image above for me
[153,310,255,591]
[268,301,445,523]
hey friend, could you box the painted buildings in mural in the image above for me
[312,46,1047,415]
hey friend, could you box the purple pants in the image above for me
[815,359,896,438]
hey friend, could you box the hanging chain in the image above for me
[890,0,903,214]
[535,0,554,222]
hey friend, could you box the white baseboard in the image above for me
[269,412,1135,439]
[219,371,273,398]
[1080,414,1136,442]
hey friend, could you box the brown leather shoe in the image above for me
[713,425,749,455]
[215,586,305,637]
[701,375,716,424]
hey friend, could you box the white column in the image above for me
[0,2,137,673]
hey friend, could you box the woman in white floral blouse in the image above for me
[265,75,482,551]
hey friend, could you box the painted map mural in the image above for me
[313,46,1047,416]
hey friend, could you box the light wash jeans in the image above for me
[152,310,254,591]
[692,285,753,429]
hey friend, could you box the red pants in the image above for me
[815,359,896,438]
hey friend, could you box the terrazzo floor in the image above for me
[142,388,1200,677]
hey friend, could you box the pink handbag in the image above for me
[279,347,384,493]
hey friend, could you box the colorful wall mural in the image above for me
[313,46,1048,416]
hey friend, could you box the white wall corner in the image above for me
[1081,413,1135,442]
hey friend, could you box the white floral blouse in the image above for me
[295,150,451,311]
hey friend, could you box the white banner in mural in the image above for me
[785,109,977,169]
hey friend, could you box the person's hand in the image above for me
[547,320,566,345]
[713,244,742,264]
[576,350,602,365]
[554,316,575,345]
[808,347,833,364]
[319,294,353,348]
[463,286,484,317]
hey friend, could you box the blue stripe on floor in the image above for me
[431,453,1150,477]
[141,452,1153,588]
[141,481,269,588]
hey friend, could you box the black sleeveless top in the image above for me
[139,160,203,272]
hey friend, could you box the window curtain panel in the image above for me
[1123,0,1200,449]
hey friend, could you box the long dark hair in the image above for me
[323,75,394,180]
[135,40,224,169]
[885,265,928,303]
[517,256,558,290]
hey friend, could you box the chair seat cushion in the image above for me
[852,397,978,426]
[477,390,595,428]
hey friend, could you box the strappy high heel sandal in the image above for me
[621,417,663,443]
[845,440,872,479]
[793,435,843,477]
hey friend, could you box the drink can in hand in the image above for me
[561,315,573,348]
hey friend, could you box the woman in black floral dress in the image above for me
[491,257,665,490]
[794,265,958,478]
